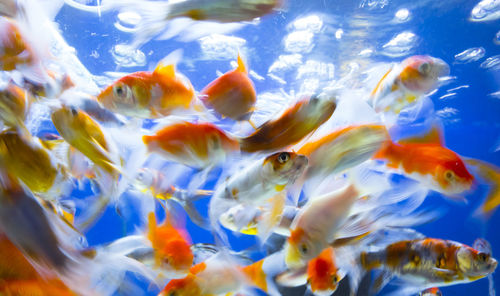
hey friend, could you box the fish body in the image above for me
[285,183,361,269]
[213,152,308,205]
[147,212,194,278]
[239,95,336,153]
[360,238,497,287]
[420,287,442,296]
[297,124,389,180]
[51,106,120,178]
[200,54,256,121]
[159,257,268,296]
[373,134,474,196]
[0,83,29,129]
[143,121,239,169]
[0,130,64,194]
[97,63,195,118]
[371,55,449,114]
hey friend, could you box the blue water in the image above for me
[51,0,500,295]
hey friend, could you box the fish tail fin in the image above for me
[236,52,248,73]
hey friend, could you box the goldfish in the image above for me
[239,94,337,152]
[359,237,497,290]
[278,247,344,296]
[0,17,36,71]
[51,105,121,178]
[0,82,29,130]
[0,234,76,296]
[0,129,68,194]
[142,121,239,169]
[159,255,270,296]
[200,53,256,121]
[284,183,362,269]
[146,212,194,278]
[97,61,196,118]
[296,124,389,182]
[100,0,282,46]
[370,55,450,114]
[133,168,212,228]
[373,128,474,196]
[420,287,443,296]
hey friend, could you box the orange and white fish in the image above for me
[360,238,497,289]
[97,61,196,118]
[0,82,30,131]
[142,121,239,169]
[158,256,270,296]
[370,55,450,114]
[277,247,344,296]
[0,17,37,71]
[239,94,337,153]
[200,54,256,121]
[373,128,474,196]
[147,212,194,278]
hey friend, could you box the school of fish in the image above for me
[0,0,497,295]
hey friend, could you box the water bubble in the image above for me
[395,8,410,22]
[111,44,146,67]
[470,0,500,22]
[454,47,485,63]
[335,29,344,40]
[198,34,246,60]
[480,55,500,70]
[495,30,500,45]
[360,0,389,9]
[436,107,460,124]
[114,11,141,33]
[268,54,303,75]
[381,31,418,57]
[284,30,315,53]
[291,15,323,33]
[296,60,335,81]
[359,48,374,57]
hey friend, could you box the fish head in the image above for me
[159,239,194,276]
[51,105,83,140]
[133,168,155,191]
[307,247,342,294]
[159,274,201,296]
[304,94,337,123]
[97,75,151,117]
[457,245,497,278]
[264,151,308,184]
[434,157,474,195]
[219,205,259,235]
[398,55,450,93]
[285,227,319,269]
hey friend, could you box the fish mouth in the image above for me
[432,57,450,77]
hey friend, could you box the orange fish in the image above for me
[147,212,194,278]
[0,234,76,296]
[97,62,196,118]
[0,17,36,71]
[420,287,442,296]
[159,257,268,296]
[307,247,343,295]
[143,121,239,169]
[373,128,474,196]
[200,54,256,121]
[371,55,449,114]
[239,94,336,153]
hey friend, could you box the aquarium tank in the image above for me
[0,0,498,295]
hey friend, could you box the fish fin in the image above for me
[241,259,268,292]
[370,68,393,98]
[276,267,308,287]
[467,158,500,214]
[154,63,176,79]
[236,52,248,73]
[397,125,444,146]
[180,198,210,230]
[256,191,286,243]
[247,119,258,131]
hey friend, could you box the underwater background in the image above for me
[44,0,500,295]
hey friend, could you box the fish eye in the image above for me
[478,252,489,262]
[168,292,177,296]
[277,152,290,164]
[70,106,78,116]
[444,170,455,181]
[137,171,145,180]
[309,96,319,105]
[418,62,431,75]
[300,243,308,254]
[331,274,338,283]
[113,83,131,101]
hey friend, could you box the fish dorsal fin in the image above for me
[236,53,247,73]
[154,63,176,79]
[397,126,443,146]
